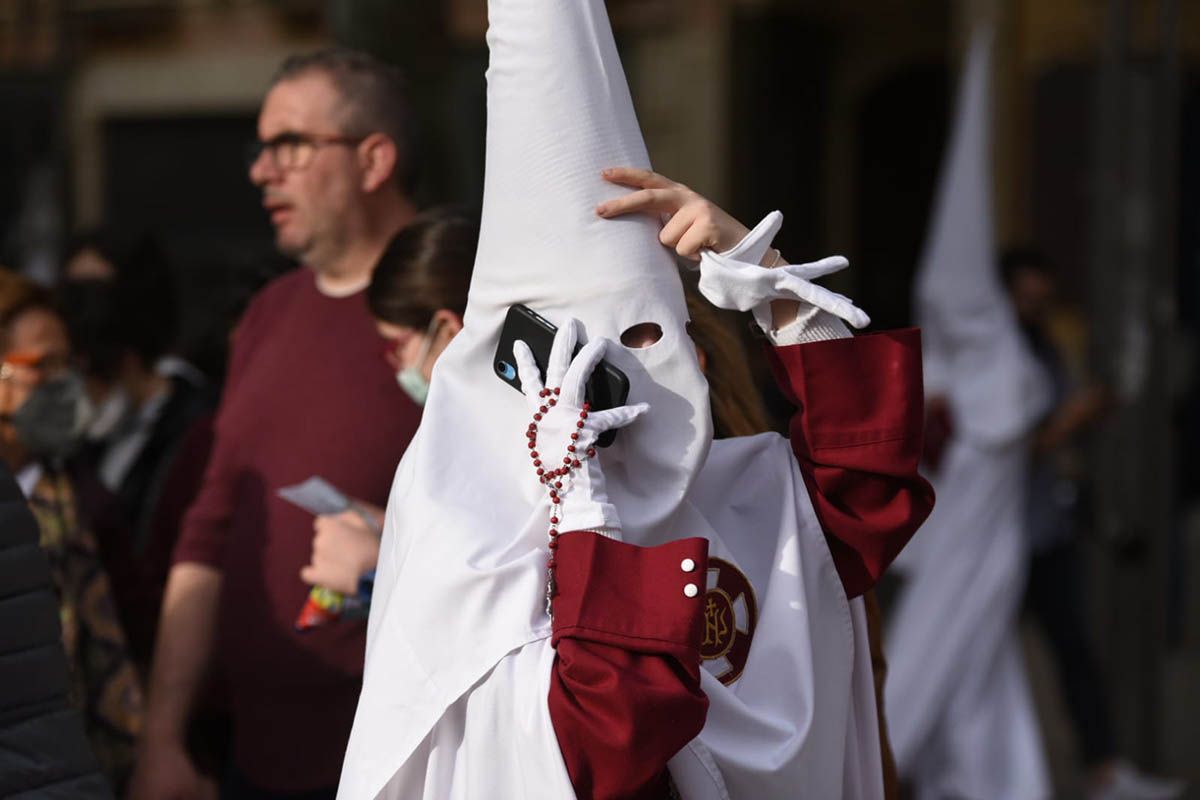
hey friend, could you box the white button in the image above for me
[680,558,696,573]
[684,583,699,598]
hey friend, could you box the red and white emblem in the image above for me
[699,558,758,685]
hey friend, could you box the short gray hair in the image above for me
[272,48,419,194]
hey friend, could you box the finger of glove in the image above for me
[546,318,579,388]
[512,340,545,400]
[779,276,872,329]
[587,403,650,433]
[718,210,783,263]
[782,255,850,281]
[561,337,608,408]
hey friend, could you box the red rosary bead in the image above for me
[527,384,605,618]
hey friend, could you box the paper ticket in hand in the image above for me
[277,476,351,516]
[277,476,357,632]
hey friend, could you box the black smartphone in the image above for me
[494,304,631,447]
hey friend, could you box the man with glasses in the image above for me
[130,49,422,800]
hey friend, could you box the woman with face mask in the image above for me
[299,209,479,605]
[369,208,478,407]
[0,270,144,792]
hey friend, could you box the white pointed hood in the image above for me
[915,27,1051,444]
[464,0,714,533]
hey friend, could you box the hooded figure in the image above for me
[339,1,932,797]
[884,27,1053,800]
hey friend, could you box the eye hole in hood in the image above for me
[620,322,663,349]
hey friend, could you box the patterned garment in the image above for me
[29,468,145,790]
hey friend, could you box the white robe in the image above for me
[886,437,1049,799]
[341,434,884,800]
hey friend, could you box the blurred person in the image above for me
[885,31,1053,799]
[339,1,931,796]
[59,231,206,416]
[128,48,421,800]
[1004,248,1184,800]
[0,456,112,799]
[60,238,217,668]
[0,270,144,791]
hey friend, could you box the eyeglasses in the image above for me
[246,131,365,172]
[0,351,70,383]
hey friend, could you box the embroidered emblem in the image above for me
[700,558,758,685]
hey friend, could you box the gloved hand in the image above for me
[594,168,869,334]
[698,211,871,332]
[513,318,648,538]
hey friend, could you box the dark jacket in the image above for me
[0,461,111,799]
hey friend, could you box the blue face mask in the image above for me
[395,318,440,407]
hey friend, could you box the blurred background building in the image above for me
[0,0,1197,794]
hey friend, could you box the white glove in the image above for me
[696,211,871,333]
[513,318,648,538]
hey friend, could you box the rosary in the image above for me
[526,386,598,616]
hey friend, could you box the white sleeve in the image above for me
[765,305,852,346]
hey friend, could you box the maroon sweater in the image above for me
[173,269,420,792]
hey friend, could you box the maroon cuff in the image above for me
[551,532,708,665]
[766,328,925,450]
[765,328,934,598]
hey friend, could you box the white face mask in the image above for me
[395,318,441,407]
